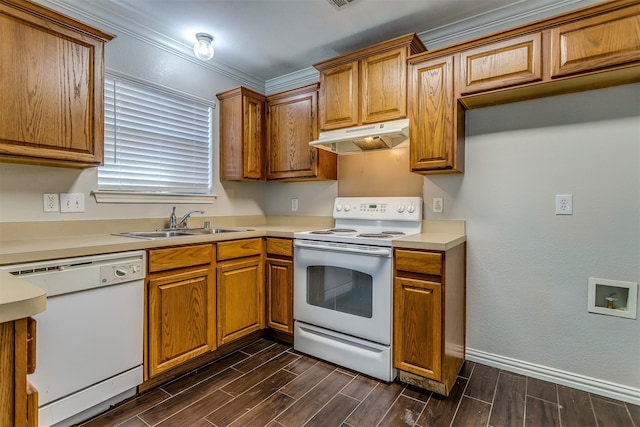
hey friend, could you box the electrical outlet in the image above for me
[43,193,59,212]
[433,197,443,213]
[555,194,573,215]
[60,193,85,213]
[291,198,299,212]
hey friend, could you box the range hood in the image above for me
[309,119,409,154]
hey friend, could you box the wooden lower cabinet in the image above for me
[217,239,265,346]
[393,244,466,396]
[265,238,294,339]
[0,317,38,427]
[146,244,216,378]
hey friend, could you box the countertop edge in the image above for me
[0,270,47,323]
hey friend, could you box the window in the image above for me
[99,74,213,196]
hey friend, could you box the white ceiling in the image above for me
[40,0,595,83]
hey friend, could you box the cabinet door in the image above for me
[319,61,359,130]
[217,257,265,346]
[459,33,542,95]
[0,3,110,167]
[394,277,442,381]
[266,257,293,334]
[550,5,640,78]
[267,88,319,179]
[409,55,464,173]
[148,266,216,377]
[243,95,266,180]
[361,46,408,123]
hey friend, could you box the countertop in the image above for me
[0,270,46,322]
[0,217,465,320]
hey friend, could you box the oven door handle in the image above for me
[294,240,392,257]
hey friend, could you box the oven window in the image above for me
[306,266,373,318]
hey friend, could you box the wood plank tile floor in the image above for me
[78,339,639,427]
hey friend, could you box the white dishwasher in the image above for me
[1,251,145,427]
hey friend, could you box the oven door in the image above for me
[293,239,392,345]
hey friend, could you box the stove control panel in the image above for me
[334,197,422,221]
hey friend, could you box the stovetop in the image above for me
[294,197,423,246]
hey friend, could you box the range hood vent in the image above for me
[309,119,409,154]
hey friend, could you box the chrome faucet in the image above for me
[168,207,204,229]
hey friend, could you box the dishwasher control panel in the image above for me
[100,260,144,285]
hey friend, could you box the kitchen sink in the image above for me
[115,228,252,240]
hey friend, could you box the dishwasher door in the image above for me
[2,251,145,427]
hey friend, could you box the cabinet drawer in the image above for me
[148,244,214,272]
[460,33,542,95]
[395,250,442,276]
[217,238,263,261]
[266,238,293,257]
[550,5,640,78]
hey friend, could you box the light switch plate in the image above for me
[60,193,85,212]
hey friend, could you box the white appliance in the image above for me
[293,197,422,381]
[1,251,145,427]
[309,118,409,154]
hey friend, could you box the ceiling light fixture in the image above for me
[193,33,214,61]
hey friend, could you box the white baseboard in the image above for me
[466,348,640,406]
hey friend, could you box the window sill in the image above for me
[92,191,216,204]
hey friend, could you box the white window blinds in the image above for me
[99,75,213,195]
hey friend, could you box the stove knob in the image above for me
[344,204,351,212]
[336,204,343,212]
[407,204,416,213]
[396,204,405,213]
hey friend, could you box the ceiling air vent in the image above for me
[326,0,360,10]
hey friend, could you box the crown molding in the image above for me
[265,67,320,95]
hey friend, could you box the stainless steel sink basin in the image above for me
[114,228,252,240]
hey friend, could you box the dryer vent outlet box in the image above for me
[588,277,638,319]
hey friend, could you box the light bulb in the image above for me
[193,33,214,60]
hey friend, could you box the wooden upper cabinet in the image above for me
[550,4,640,78]
[409,55,464,174]
[318,62,359,130]
[459,33,542,95]
[267,84,336,181]
[361,47,408,123]
[0,0,114,168]
[217,86,266,181]
[315,33,426,131]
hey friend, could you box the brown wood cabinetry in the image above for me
[408,55,465,174]
[217,87,266,181]
[216,238,265,346]
[393,245,466,396]
[266,84,336,181]
[265,238,293,341]
[0,0,113,168]
[314,34,426,131]
[0,317,38,427]
[146,244,216,378]
[550,4,640,78]
[459,33,542,95]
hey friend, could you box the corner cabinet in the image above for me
[217,87,267,181]
[314,33,426,131]
[146,244,216,378]
[393,244,466,396]
[0,0,114,168]
[216,238,265,346]
[408,55,465,174]
[265,237,294,342]
[266,84,336,181]
[0,317,38,427]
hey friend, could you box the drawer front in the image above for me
[266,238,293,257]
[149,244,214,272]
[395,250,442,276]
[217,238,263,261]
[551,6,640,78]
[460,32,542,95]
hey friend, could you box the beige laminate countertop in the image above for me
[0,218,465,320]
[0,270,46,322]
